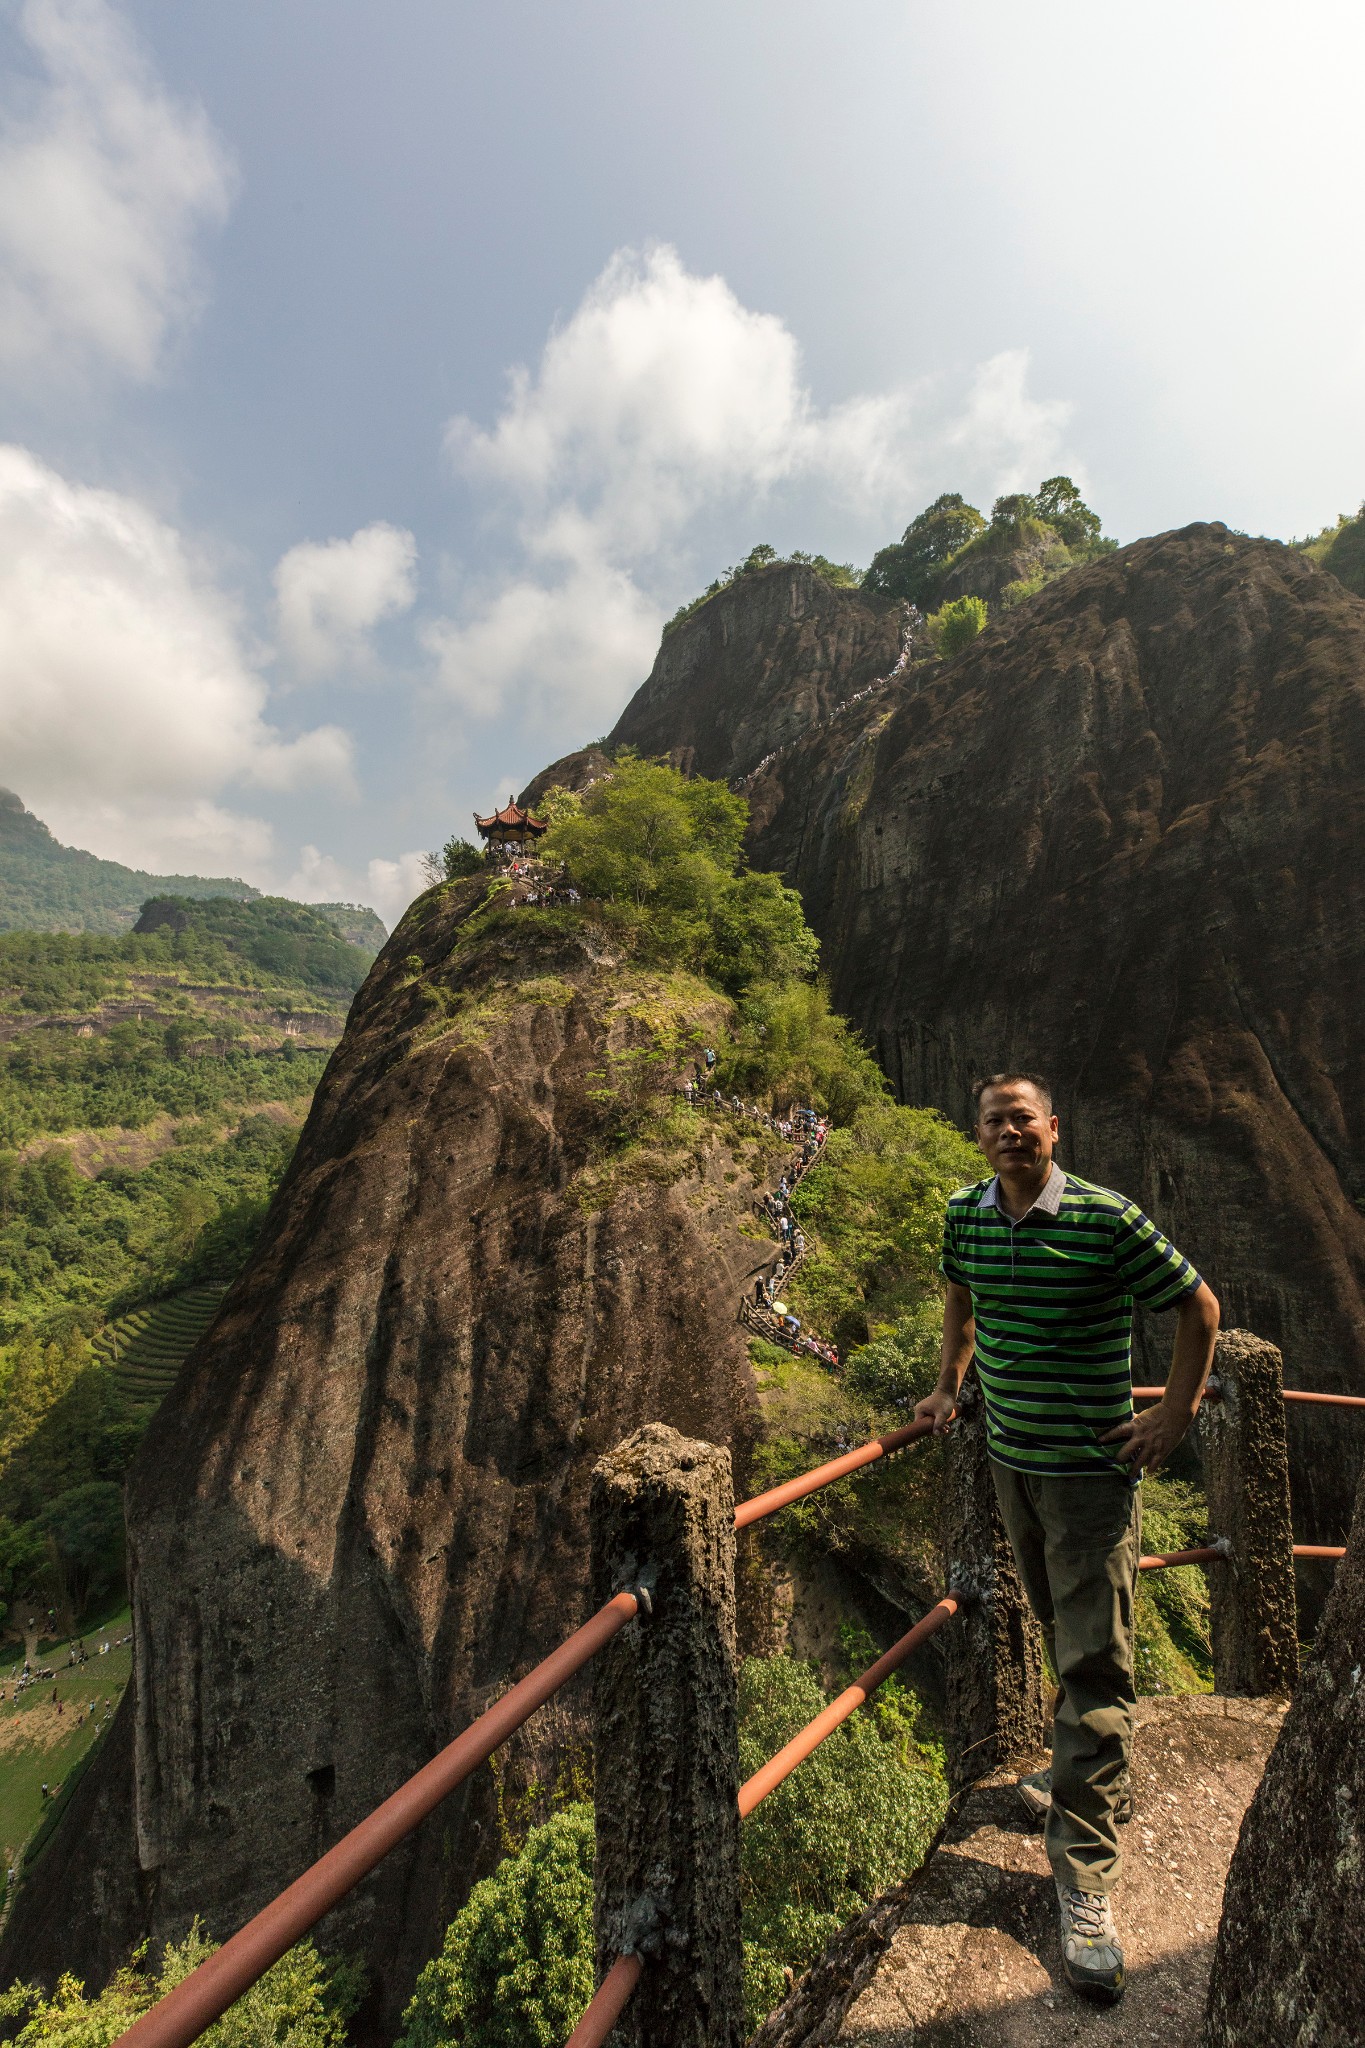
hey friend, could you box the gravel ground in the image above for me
[833,1696,1284,2048]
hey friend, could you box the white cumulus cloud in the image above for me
[429,244,1073,742]
[0,442,352,873]
[423,558,660,724]
[0,0,234,384]
[364,851,430,928]
[274,521,418,676]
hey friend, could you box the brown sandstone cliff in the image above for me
[0,882,771,2032]
[612,532,1365,1554]
[1202,1459,1365,2046]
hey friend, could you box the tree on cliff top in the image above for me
[862,493,986,610]
[540,756,818,993]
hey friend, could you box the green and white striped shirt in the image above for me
[940,1165,1202,1476]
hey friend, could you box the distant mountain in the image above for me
[309,900,388,955]
[0,789,387,950]
[0,787,258,934]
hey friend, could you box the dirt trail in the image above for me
[754,1695,1283,2048]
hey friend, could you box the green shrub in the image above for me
[737,1654,945,2031]
[785,1100,984,1341]
[715,980,886,1123]
[539,757,817,994]
[398,1805,595,2048]
[429,838,485,882]
[843,1300,944,1413]
[401,1662,946,2046]
[927,595,988,657]
[0,1925,357,2048]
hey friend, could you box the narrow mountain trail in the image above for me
[755,1696,1284,2047]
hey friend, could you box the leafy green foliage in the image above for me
[1134,1474,1213,1693]
[1297,501,1365,599]
[715,980,888,1126]
[540,757,817,993]
[0,1114,298,1337]
[862,494,987,610]
[863,480,1111,624]
[425,838,486,884]
[133,896,371,996]
[0,1115,298,1621]
[34,1480,125,1615]
[928,594,988,656]
[0,1023,328,1150]
[737,1653,945,2031]
[0,1924,358,2048]
[398,1805,596,2048]
[786,1100,984,1346]
[402,1660,945,2046]
[1034,475,1103,549]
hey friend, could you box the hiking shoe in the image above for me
[1016,1767,1052,1822]
[1014,1768,1133,1826]
[1056,1884,1125,2003]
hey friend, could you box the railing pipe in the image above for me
[1133,1383,1365,1411]
[567,1594,963,2048]
[734,1417,936,1530]
[1139,1546,1223,1569]
[1293,1544,1347,1559]
[738,1596,960,1817]
[564,1955,644,2048]
[112,1590,642,2048]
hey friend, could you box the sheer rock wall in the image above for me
[617,530,1365,1548]
[0,887,766,2033]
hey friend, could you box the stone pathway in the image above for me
[753,1696,1284,2048]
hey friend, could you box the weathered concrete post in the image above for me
[589,1422,744,2048]
[1201,1328,1299,1695]
[939,1375,1047,1788]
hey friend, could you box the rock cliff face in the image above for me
[1202,1464,1365,2046]
[0,885,769,2032]
[614,532,1365,1550]
[609,563,903,782]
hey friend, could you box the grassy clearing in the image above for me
[0,1611,131,1869]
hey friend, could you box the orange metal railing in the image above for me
[113,1366,1357,2048]
[566,1596,963,2047]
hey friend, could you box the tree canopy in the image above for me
[862,492,987,609]
[540,757,818,993]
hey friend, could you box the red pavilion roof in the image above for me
[473,798,548,835]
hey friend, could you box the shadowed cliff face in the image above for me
[608,561,903,781]
[1202,1462,1365,2046]
[607,527,1365,1547]
[0,884,766,2031]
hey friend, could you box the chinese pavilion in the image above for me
[473,798,549,855]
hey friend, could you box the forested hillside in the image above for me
[0,891,388,1670]
[0,787,386,952]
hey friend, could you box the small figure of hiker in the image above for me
[915,1072,1219,2005]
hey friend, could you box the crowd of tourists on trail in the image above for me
[680,1067,839,1367]
[3,1629,127,1705]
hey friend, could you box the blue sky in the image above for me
[0,0,1361,922]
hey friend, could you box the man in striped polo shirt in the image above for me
[915,1072,1220,2004]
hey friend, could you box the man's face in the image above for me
[975,1084,1058,1176]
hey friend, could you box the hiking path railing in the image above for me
[111,1323,1356,2048]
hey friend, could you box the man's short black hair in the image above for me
[972,1071,1054,1115]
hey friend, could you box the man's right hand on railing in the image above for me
[911,1388,957,1436]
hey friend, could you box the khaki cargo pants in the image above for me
[990,1460,1141,1892]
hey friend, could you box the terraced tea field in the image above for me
[92,1285,228,1403]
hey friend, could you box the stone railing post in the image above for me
[589,1423,744,2048]
[1201,1329,1299,1696]
[939,1375,1047,1789]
